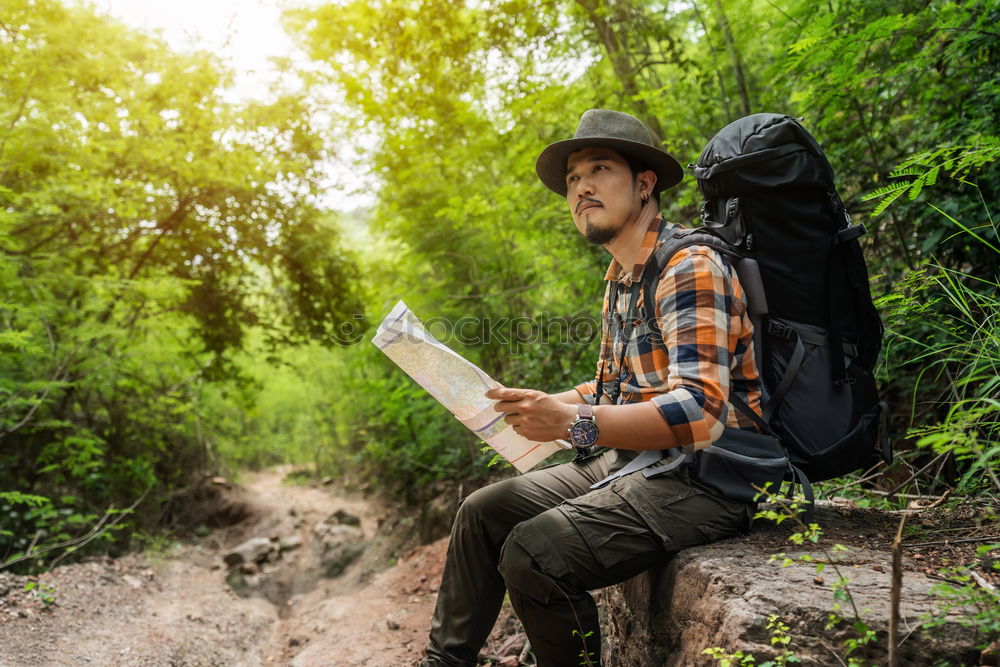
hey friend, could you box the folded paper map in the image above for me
[371,301,568,473]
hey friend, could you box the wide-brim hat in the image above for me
[535,109,684,196]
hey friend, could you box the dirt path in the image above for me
[0,468,466,666]
[6,469,991,665]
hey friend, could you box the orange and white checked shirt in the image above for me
[575,215,763,451]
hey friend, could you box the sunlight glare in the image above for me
[93,0,375,211]
[94,0,303,100]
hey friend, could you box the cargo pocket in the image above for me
[556,485,663,571]
[504,517,577,604]
[609,469,723,554]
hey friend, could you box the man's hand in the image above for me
[486,387,578,443]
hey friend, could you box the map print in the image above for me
[372,301,566,472]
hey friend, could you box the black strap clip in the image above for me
[726,196,741,222]
[767,319,797,341]
[835,224,867,245]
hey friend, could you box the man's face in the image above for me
[565,146,644,245]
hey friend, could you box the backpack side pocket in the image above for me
[688,428,788,503]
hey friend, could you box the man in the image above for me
[420,109,762,667]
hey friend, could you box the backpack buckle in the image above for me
[767,320,797,341]
[835,224,867,244]
[726,197,741,221]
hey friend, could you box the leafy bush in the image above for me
[0,0,360,571]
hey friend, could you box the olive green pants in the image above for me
[419,450,753,667]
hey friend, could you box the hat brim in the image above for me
[535,137,684,196]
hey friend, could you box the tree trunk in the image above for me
[575,0,666,143]
[691,0,734,122]
[711,0,752,116]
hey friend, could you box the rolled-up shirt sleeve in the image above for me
[649,248,743,450]
[574,381,598,404]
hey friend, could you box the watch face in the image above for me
[569,419,599,447]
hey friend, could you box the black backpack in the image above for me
[637,113,890,497]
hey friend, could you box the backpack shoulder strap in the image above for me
[638,228,741,328]
[640,228,765,426]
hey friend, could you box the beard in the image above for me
[584,219,619,245]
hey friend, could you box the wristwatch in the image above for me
[567,404,600,449]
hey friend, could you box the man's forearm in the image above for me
[552,389,678,450]
[489,386,684,451]
[591,401,681,450]
[554,388,684,450]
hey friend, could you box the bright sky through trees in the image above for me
[94,0,298,100]
[93,0,373,209]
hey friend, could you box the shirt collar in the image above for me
[603,213,673,285]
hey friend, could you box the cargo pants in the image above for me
[419,449,754,667]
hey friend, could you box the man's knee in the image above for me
[498,513,580,604]
[453,479,516,530]
[449,479,526,551]
[453,484,491,526]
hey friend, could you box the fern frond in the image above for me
[888,168,924,180]
[871,188,909,217]
[865,140,1000,217]
[860,181,912,202]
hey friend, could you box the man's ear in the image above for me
[637,169,657,196]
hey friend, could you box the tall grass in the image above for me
[865,141,1000,494]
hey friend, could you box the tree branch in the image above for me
[0,67,40,177]
[1,487,149,571]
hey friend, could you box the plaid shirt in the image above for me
[575,215,762,451]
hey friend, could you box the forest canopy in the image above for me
[1,0,997,570]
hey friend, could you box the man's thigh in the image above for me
[505,468,752,592]
[460,451,614,547]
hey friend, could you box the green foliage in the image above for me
[0,492,49,509]
[862,137,1000,219]
[0,491,137,572]
[2,0,996,570]
[0,0,360,570]
[245,0,999,509]
[23,580,57,606]
[740,488,877,664]
[868,143,999,496]
[776,0,999,278]
[762,615,800,666]
[572,628,597,667]
[703,646,757,667]
[703,615,802,666]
